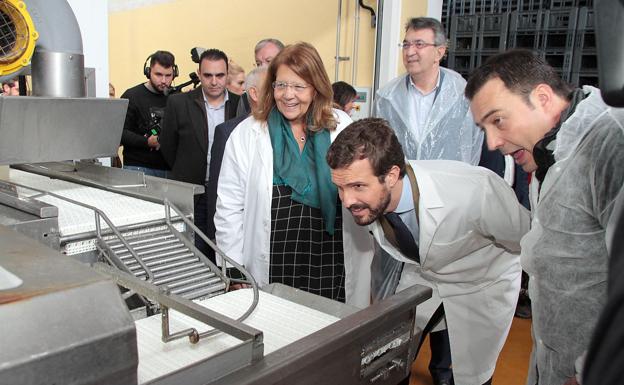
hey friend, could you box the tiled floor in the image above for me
[411,318,533,385]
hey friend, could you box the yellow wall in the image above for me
[397,0,429,74]
[109,0,383,95]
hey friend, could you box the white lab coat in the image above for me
[215,109,375,308]
[369,160,530,385]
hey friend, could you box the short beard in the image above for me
[348,187,391,226]
[148,79,166,94]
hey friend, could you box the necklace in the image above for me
[299,135,306,142]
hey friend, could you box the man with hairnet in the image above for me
[374,17,483,385]
[466,49,624,385]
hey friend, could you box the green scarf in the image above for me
[268,108,338,235]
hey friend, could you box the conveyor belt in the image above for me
[135,288,339,384]
[2,169,228,300]
[1,169,172,236]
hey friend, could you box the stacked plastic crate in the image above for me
[571,7,597,87]
[540,8,578,81]
[447,0,523,78]
[443,0,598,87]
[448,14,480,77]
[477,13,510,66]
[508,9,546,52]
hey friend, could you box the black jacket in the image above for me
[160,87,240,185]
[205,114,249,238]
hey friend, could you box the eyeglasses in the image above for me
[399,40,438,50]
[272,81,309,93]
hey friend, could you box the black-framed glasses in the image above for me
[272,81,309,93]
[399,40,438,50]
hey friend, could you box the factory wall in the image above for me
[108,0,427,95]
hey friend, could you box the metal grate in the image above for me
[0,2,27,63]
[99,226,228,301]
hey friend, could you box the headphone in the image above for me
[143,53,179,79]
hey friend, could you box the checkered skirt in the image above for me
[269,185,345,302]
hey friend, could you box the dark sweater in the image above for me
[120,83,169,169]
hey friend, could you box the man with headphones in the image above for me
[119,50,178,177]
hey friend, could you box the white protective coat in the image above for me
[522,86,624,384]
[215,109,375,308]
[369,160,530,385]
[375,68,483,165]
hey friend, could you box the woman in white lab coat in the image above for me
[215,42,373,307]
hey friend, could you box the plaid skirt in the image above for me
[269,185,346,302]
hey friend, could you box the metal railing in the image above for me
[5,180,261,347]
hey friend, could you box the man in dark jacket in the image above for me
[160,49,240,261]
[205,66,267,260]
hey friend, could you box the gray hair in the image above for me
[254,38,285,55]
[245,66,268,92]
[405,17,447,46]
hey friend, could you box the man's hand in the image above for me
[147,135,160,150]
[229,283,251,290]
[563,377,580,385]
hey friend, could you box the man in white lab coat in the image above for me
[327,118,530,385]
[375,18,483,383]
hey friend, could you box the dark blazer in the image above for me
[160,87,240,185]
[205,114,249,238]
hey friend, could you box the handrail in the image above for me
[94,262,264,358]
[163,199,260,331]
[6,179,261,341]
[7,181,153,281]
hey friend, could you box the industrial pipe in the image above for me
[26,0,85,97]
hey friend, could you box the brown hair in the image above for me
[327,118,406,182]
[254,42,337,132]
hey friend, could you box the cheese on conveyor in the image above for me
[135,288,340,383]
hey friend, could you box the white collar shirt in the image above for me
[407,69,441,143]
[202,89,229,182]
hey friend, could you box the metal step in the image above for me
[158,271,217,289]
[169,276,225,296]
[126,253,197,272]
[116,238,180,253]
[107,229,174,248]
[118,243,189,259]
[100,224,229,305]
[180,282,227,300]
[152,267,213,286]
[136,262,206,279]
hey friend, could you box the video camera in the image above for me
[190,47,206,64]
[166,47,205,95]
[146,108,165,136]
[167,72,199,95]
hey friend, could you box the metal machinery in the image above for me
[0,1,432,384]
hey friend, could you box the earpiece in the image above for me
[143,53,179,79]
